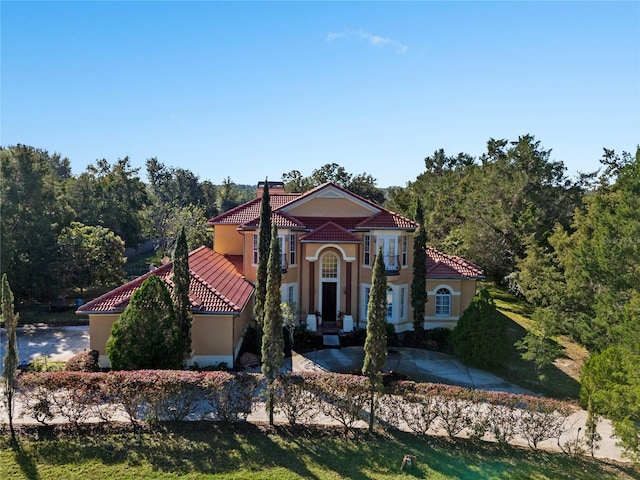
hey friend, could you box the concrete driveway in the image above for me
[294,346,533,394]
[0,325,90,369]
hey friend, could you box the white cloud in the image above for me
[326,29,407,54]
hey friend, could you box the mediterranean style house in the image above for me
[78,181,483,368]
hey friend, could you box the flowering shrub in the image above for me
[379,382,440,435]
[305,373,370,431]
[274,374,320,427]
[16,370,575,453]
[516,395,574,449]
[201,372,260,423]
[65,350,100,372]
[19,372,107,426]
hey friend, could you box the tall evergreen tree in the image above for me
[254,179,272,326]
[261,224,284,425]
[411,198,427,335]
[107,275,182,370]
[363,246,388,432]
[1,273,19,440]
[172,226,192,365]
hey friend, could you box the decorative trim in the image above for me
[306,244,356,262]
[428,284,461,296]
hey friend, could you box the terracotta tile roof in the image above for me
[207,194,300,226]
[425,246,485,279]
[355,211,417,230]
[77,247,254,315]
[300,221,362,243]
[242,211,306,229]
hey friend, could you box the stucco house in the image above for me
[78,181,483,368]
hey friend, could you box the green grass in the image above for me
[1,423,637,480]
[480,282,584,401]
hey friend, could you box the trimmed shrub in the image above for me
[274,374,320,427]
[201,372,260,422]
[65,350,100,372]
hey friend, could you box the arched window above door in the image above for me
[321,253,338,278]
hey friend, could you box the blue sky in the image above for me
[2,1,638,187]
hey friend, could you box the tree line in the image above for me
[0,145,255,300]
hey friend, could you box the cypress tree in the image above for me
[363,246,388,432]
[411,198,428,335]
[172,226,192,365]
[2,273,19,440]
[254,178,272,326]
[261,224,284,425]
[107,275,183,370]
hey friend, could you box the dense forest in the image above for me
[1,137,638,457]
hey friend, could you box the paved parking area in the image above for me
[0,325,90,368]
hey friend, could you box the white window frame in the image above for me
[289,233,296,266]
[252,234,259,265]
[363,234,371,266]
[435,287,452,317]
[376,236,399,270]
[400,287,406,320]
[362,285,371,320]
[281,282,298,306]
[401,236,408,267]
[278,235,286,269]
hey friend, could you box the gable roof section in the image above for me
[300,221,362,243]
[77,246,254,315]
[207,194,300,226]
[278,182,381,216]
[241,211,306,229]
[425,246,484,279]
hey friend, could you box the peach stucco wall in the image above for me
[89,308,252,368]
[213,224,244,255]
[285,197,375,217]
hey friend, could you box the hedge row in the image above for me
[18,371,260,425]
[17,371,575,449]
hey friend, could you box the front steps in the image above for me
[322,334,341,348]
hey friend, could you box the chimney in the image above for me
[256,181,286,198]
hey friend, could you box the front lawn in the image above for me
[482,283,585,400]
[1,423,636,480]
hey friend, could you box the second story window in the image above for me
[252,234,259,265]
[377,237,398,271]
[364,234,371,266]
[289,233,296,266]
[402,236,408,266]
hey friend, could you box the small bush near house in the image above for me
[65,350,100,372]
[452,289,509,369]
[25,356,65,372]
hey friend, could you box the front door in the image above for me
[322,282,337,323]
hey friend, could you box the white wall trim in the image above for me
[428,284,461,296]
[306,243,355,262]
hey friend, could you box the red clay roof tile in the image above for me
[300,221,362,243]
[356,211,417,230]
[77,246,253,314]
[425,246,484,278]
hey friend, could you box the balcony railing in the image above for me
[375,254,400,275]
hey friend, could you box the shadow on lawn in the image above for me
[11,438,40,480]
[497,313,582,400]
